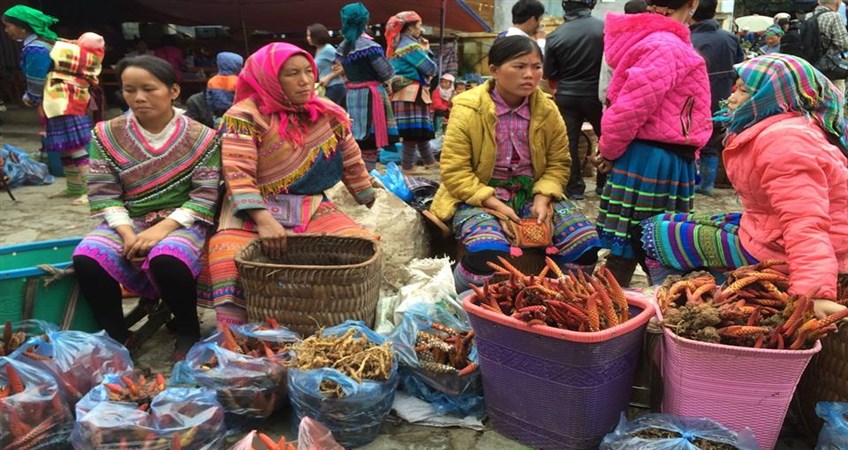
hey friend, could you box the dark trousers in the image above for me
[555,95,603,197]
[325,84,347,109]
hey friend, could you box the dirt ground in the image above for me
[2,105,814,449]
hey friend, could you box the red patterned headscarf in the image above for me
[385,11,422,58]
[234,42,349,145]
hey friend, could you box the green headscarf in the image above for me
[340,2,369,45]
[3,5,58,41]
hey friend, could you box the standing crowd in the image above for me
[3,0,847,360]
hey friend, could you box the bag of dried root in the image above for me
[1,356,74,450]
[287,320,398,448]
[600,413,759,450]
[11,325,133,405]
[71,373,225,450]
[387,303,484,418]
[176,319,299,433]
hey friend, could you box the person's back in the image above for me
[689,15,744,113]
[544,1,604,95]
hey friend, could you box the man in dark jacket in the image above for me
[689,0,745,195]
[544,0,604,200]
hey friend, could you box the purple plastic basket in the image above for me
[464,293,653,450]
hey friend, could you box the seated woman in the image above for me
[429,36,601,292]
[641,54,848,316]
[72,55,221,360]
[199,43,376,328]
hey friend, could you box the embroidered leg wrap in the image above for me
[401,141,418,170]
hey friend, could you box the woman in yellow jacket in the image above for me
[430,36,601,291]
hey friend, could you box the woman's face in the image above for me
[765,35,780,47]
[121,66,179,123]
[727,78,752,112]
[408,21,423,38]
[490,52,543,99]
[3,20,29,41]
[278,54,315,105]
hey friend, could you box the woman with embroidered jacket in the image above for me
[199,42,376,328]
[594,0,712,287]
[386,11,439,175]
[337,2,399,171]
[641,54,848,318]
[429,36,601,292]
[72,56,221,361]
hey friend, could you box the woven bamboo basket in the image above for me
[235,235,382,337]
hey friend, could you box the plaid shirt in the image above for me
[491,89,534,184]
[813,5,848,53]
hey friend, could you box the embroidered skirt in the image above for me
[597,141,696,259]
[346,85,399,149]
[452,200,600,263]
[640,212,758,271]
[72,218,209,299]
[44,114,93,153]
[392,89,434,141]
[197,201,377,324]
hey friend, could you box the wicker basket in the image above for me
[235,235,382,337]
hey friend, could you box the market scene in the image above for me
[0,0,847,448]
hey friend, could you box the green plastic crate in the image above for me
[0,238,98,331]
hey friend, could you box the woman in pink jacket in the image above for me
[595,0,712,287]
[642,54,848,314]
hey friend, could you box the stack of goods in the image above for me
[287,321,397,448]
[71,372,225,449]
[600,413,759,450]
[656,261,848,449]
[180,319,298,431]
[0,357,74,450]
[462,258,655,449]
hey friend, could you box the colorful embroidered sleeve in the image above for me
[397,44,437,80]
[178,138,222,224]
[368,47,396,83]
[337,125,375,204]
[22,45,52,104]
[220,112,265,212]
[86,137,129,221]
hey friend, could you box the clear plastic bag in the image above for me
[387,303,484,417]
[0,144,55,187]
[288,321,399,448]
[816,402,848,450]
[14,329,133,404]
[0,356,74,449]
[72,374,225,450]
[370,162,413,202]
[179,323,299,433]
[1,319,58,357]
[226,417,342,450]
[600,413,760,450]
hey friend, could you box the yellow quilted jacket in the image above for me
[429,80,570,221]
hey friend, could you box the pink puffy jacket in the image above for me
[725,113,848,300]
[600,13,712,160]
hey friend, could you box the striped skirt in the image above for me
[346,85,399,150]
[392,90,434,141]
[453,199,600,263]
[641,212,758,271]
[597,141,696,259]
[197,201,377,326]
[72,219,209,299]
[44,114,93,153]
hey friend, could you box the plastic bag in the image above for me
[288,321,399,448]
[1,319,58,357]
[387,303,484,418]
[0,356,74,449]
[600,413,760,450]
[370,162,412,202]
[227,417,343,450]
[72,374,225,450]
[0,144,55,187]
[14,329,133,404]
[179,322,299,433]
[816,402,848,450]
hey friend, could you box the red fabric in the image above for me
[430,92,451,113]
[725,113,848,300]
[234,42,349,146]
[385,11,422,58]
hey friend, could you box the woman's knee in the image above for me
[148,255,193,280]
[73,255,105,276]
[461,250,509,274]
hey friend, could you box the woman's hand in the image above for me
[420,37,430,52]
[531,194,551,224]
[116,225,138,259]
[125,219,180,260]
[813,299,848,324]
[592,153,614,174]
[483,197,520,223]
[319,75,331,88]
[248,209,287,259]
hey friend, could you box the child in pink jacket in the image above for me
[594,0,712,287]
[641,54,848,316]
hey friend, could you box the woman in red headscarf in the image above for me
[198,42,377,327]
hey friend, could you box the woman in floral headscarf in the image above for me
[337,2,399,171]
[199,42,377,328]
[386,10,439,175]
[641,54,848,316]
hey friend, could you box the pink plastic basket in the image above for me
[657,308,821,450]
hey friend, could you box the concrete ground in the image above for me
[0,105,813,449]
